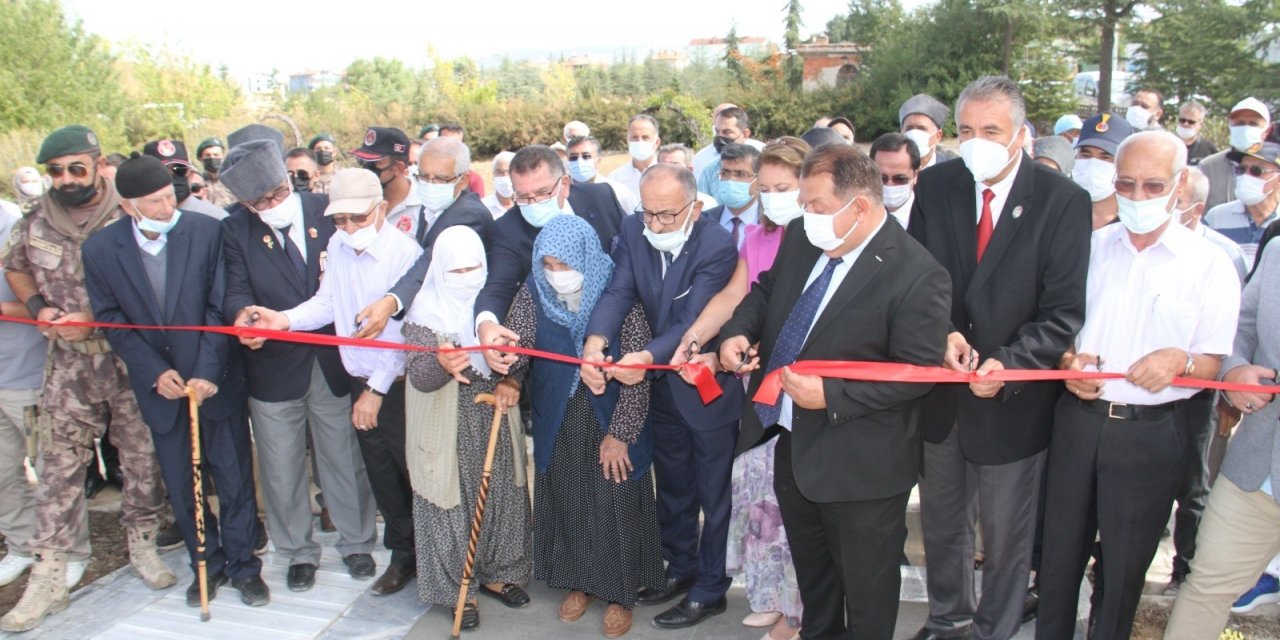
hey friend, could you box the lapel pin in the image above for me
[1011,205,1024,219]
[875,255,883,262]
[308,227,318,239]
[263,234,274,250]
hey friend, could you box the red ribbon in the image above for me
[0,315,726,404]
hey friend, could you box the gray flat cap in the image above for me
[1034,135,1075,176]
[228,124,286,154]
[219,139,287,203]
[899,94,949,129]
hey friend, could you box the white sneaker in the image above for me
[65,560,87,589]
[0,554,35,586]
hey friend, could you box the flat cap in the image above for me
[37,125,100,164]
[219,139,287,203]
[899,94,949,129]
[325,168,383,216]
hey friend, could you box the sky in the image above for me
[61,0,901,81]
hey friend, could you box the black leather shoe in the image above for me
[479,583,530,608]
[344,553,376,580]
[84,470,108,500]
[233,575,270,606]
[452,601,480,631]
[254,519,269,555]
[636,576,694,606]
[651,596,726,629]
[156,522,185,550]
[186,571,228,607]
[371,562,415,596]
[287,563,317,592]
[910,628,972,640]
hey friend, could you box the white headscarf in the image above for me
[406,225,490,376]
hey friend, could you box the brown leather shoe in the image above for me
[371,562,414,596]
[558,590,595,623]
[604,603,632,638]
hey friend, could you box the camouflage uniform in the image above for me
[1,200,168,560]
[312,171,332,194]
[204,179,236,208]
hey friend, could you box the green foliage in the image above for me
[783,0,805,90]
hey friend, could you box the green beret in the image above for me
[37,125,100,164]
[308,133,334,150]
[196,137,224,157]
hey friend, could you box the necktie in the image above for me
[976,188,995,261]
[730,217,742,246]
[754,257,844,427]
[280,225,307,282]
[661,251,674,277]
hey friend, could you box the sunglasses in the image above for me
[331,212,373,226]
[1234,164,1280,179]
[567,153,594,162]
[1114,178,1175,197]
[45,163,90,178]
[169,164,190,177]
[881,174,913,186]
[1177,118,1199,127]
[190,183,206,193]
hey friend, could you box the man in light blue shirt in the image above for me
[708,143,760,250]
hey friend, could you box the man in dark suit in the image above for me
[409,137,493,250]
[721,142,952,640]
[81,156,266,607]
[906,76,1092,640]
[217,140,378,593]
[581,164,744,628]
[349,144,625,357]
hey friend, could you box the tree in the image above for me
[825,0,904,46]
[1069,0,1142,112]
[783,0,805,89]
[724,23,747,86]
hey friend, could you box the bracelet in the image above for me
[1184,353,1196,377]
[25,294,49,319]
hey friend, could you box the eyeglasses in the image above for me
[636,200,695,225]
[414,173,461,186]
[513,180,564,206]
[1114,177,1175,197]
[247,185,291,212]
[45,163,89,178]
[331,212,373,226]
[1233,164,1280,179]
[1177,118,1199,127]
[567,153,594,162]
[290,170,312,181]
[881,174,913,186]
[718,169,755,181]
[190,183,206,193]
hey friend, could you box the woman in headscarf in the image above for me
[403,225,531,631]
[504,215,664,639]
[672,137,811,640]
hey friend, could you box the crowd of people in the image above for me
[0,74,1277,640]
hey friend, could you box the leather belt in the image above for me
[1078,398,1177,421]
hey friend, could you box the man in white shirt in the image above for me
[247,168,424,597]
[481,151,515,218]
[607,114,661,198]
[1038,131,1241,640]
[1178,167,1249,280]
[566,135,640,214]
[870,133,920,228]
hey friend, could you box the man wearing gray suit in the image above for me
[1165,236,1280,638]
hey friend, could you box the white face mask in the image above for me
[760,190,803,226]
[1126,106,1153,130]
[1175,125,1198,141]
[642,202,696,253]
[418,180,458,213]
[493,176,513,198]
[133,204,182,235]
[904,129,935,158]
[1072,158,1118,202]
[628,140,656,163]
[17,182,42,198]
[803,197,859,251]
[544,268,584,295]
[959,133,1019,183]
[1115,173,1180,235]
[257,192,301,230]
[1237,173,1276,207]
[442,268,486,295]
[1230,125,1267,152]
[882,183,913,210]
[335,213,381,251]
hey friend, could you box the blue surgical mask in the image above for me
[717,179,755,209]
[134,206,182,235]
[418,179,458,213]
[518,182,567,228]
[568,159,596,183]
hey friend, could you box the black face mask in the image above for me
[51,183,97,208]
[314,151,334,166]
[292,172,312,193]
[713,135,736,153]
[172,175,191,203]
[202,157,222,174]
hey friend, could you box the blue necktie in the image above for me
[280,225,307,282]
[755,257,843,427]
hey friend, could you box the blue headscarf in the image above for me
[531,215,614,357]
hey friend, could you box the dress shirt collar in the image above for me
[1112,216,1197,258]
[132,218,168,256]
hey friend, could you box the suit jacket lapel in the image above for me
[968,157,1034,296]
[947,170,979,286]
[114,225,163,326]
[654,225,693,331]
[806,222,892,345]
[163,222,190,322]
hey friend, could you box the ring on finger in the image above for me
[1246,402,1256,411]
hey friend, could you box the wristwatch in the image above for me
[366,384,384,397]
[1183,353,1196,377]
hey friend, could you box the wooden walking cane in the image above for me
[450,392,505,639]
[186,387,211,622]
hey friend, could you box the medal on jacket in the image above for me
[308,227,318,239]
[1011,205,1024,220]
[263,234,274,250]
